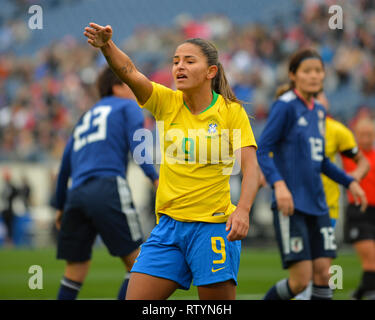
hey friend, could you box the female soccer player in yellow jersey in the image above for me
[84,23,260,300]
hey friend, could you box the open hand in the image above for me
[84,22,112,48]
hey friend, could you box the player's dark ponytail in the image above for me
[276,48,324,98]
[184,38,242,105]
[212,62,241,104]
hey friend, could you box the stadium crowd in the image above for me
[0,0,375,163]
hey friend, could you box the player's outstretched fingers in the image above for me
[89,22,103,30]
[83,31,95,40]
[84,27,96,36]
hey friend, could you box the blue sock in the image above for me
[117,274,130,300]
[264,278,295,300]
[57,276,82,300]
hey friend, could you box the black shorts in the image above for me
[344,204,375,244]
[57,176,143,262]
[273,208,337,269]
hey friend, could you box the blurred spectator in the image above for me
[0,169,18,245]
[19,175,32,212]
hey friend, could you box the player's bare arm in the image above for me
[349,150,370,182]
[226,146,260,241]
[84,23,152,105]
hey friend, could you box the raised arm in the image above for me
[84,23,153,105]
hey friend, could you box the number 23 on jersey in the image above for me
[73,106,112,152]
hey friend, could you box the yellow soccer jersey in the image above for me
[322,117,357,219]
[140,82,257,223]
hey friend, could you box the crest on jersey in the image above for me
[297,116,308,126]
[318,110,325,119]
[207,120,218,135]
[290,237,303,253]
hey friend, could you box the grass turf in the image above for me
[0,245,362,300]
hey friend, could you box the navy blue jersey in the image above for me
[257,90,353,216]
[55,96,158,210]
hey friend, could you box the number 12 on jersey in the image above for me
[73,106,112,151]
[309,137,323,161]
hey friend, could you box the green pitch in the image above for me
[0,246,361,300]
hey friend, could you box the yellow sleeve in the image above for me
[137,82,177,121]
[335,121,357,153]
[229,104,257,151]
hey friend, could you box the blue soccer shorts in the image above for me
[131,214,241,290]
[57,176,143,262]
[273,208,337,269]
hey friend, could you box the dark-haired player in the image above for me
[84,23,260,300]
[54,67,158,300]
[257,48,367,300]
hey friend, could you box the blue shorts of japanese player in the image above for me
[272,208,337,269]
[57,176,143,262]
[131,214,241,290]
